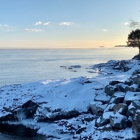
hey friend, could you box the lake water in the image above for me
[0,47,138,87]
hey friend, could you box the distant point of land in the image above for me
[114,45,127,47]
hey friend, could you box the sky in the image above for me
[0,0,140,48]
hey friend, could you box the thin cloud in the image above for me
[0,24,9,27]
[124,22,129,25]
[44,22,50,26]
[59,22,72,26]
[103,29,108,32]
[35,21,42,25]
[24,29,44,32]
[3,25,8,27]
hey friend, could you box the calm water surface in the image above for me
[0,47,138,87]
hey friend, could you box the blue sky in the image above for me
[0,0,140,48]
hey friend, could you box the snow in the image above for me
[0,58,140,139]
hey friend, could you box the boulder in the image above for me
[132,111,140,138]
[132,54,140,60]
[104,103,115,112]
[94,94,110,104]
[105,85,117,96]
[116,83,127,92]
[109,113,127,129]
[132,100,140,109]
[95,112,114,127]
[89,101,107,116]
[109,81,122,86]
[132,69,140,75]
[113,60,130,72]
[130,75,140,85]
[125,84,137,92]
[35,107,81,122]
[111,92,125,104]
[124,92,140,106]
[113,103,128,115]
[127,103,136,117]
[124,79,133,86]
[17,100,38,121]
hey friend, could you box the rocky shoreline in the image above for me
[0,56,140,139]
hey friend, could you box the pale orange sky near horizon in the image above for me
[0,37,127,49]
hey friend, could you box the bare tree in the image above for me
[129,20,140,29]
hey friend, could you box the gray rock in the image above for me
[95,112,114,127]
[130,75,140,85]
[105,85,116,96]
[94,94,111,104]
[125,85,137,92]
[132,69,140,75]
[113,103,128,115]
[109,81,122,86]
[124,91,140,106]
[89,101,107,116]
[132,111,140,138]
[116,83,127,92]
[111,92,125,104]
[124,79,133,86]
[110,113,127,129]
[127,103,136,116]
[113,60,130,72]
[132,100,140,109]
[104,103,115,112]
[17,100,38,121]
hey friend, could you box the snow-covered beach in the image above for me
[0,54,140,139]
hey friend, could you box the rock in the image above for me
[130,75,140,85]
[124,79,133,86]
[35,107,81,122]
[132,54,140,60]
[76,127,86,134]
[109,92,125,104]
[113,103,128,115]
[0,113,16,121]
[132,69,140,75]
[109,113,127,129]
[127,103,136,117]
[116,83,127,92]
[70,65,81,68]
[113,60,130,72]
[94,94,110,104]
[125,84,138,92]
[132,100,140,109]
[17,100,38,121]
[124,92,140,106]
[132,111,140,138]
[95,112,114,127]
[105,85,117,96]
[89,101,107,116]
[97,124,112,131]
[109,81,122,86]
[95,116,109,127]
[104,103,115,112]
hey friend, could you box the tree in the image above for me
[127,29,140,55]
